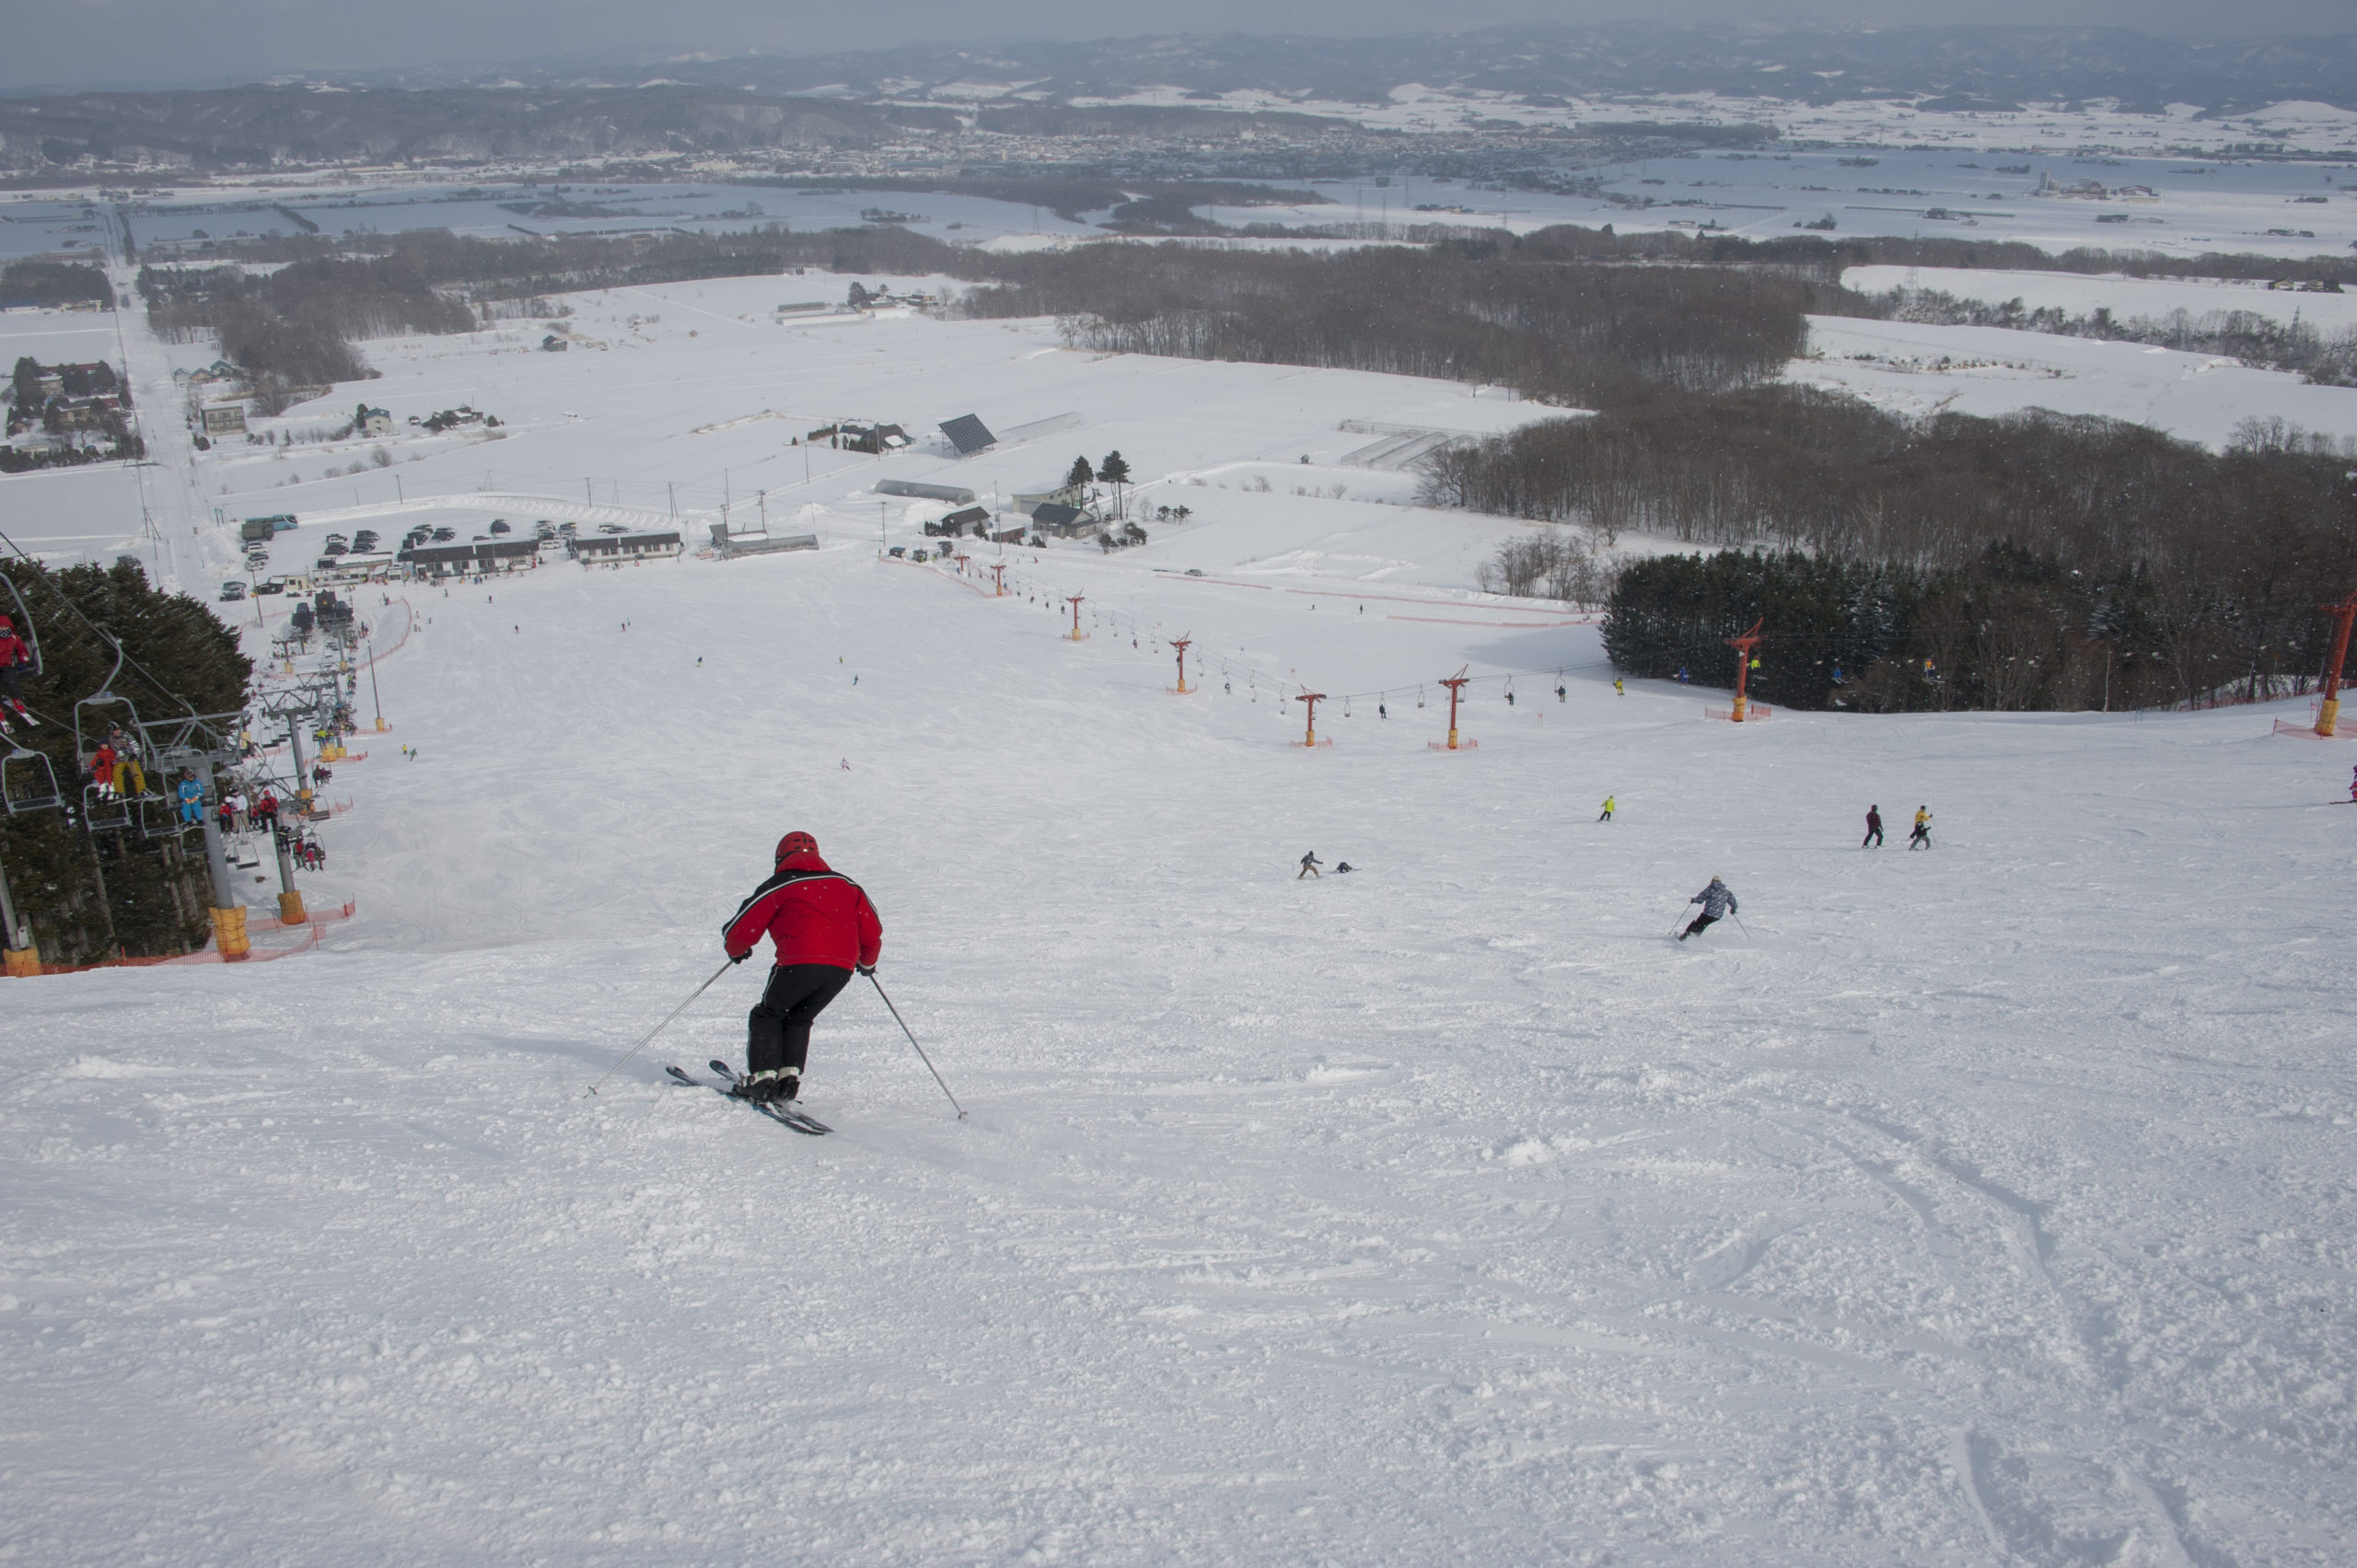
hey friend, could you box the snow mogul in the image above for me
[722,831,882,1105]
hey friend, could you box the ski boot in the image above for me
[731,1069,798,1105]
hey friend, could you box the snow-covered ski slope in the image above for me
[7,530,2357,1564]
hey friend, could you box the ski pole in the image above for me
[867,970,967,1121]
[585,958,734,1098]
[1733,913,1753,939]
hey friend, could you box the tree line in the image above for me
[1434,390,2356,709]
[957,235,1831,404]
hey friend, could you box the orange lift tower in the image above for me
[1065,594,1088,642]
[1432,666,1476,750]
[1170,635,1193,694]
[989,563,1007,597]
[2319,592,2357,736]
[1295,691,1329,747]
[1726,619,1765,722]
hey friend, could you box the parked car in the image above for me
[218,581,247,601]
[488,519,510,535]
[254,578,287,596]
[598,523,627,534]
[431,528,456,542]
[353,531,379,551]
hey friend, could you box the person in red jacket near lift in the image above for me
[0,612,36,733]
[721,830,882,1104]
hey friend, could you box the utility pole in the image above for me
[365,631,385,732]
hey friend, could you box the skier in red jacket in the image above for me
[0,612,34,732]
[721,830,882,1103]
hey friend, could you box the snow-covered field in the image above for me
[6,528,2357,1564]
[1842,266,2357,331]
[1787,313,2357,449]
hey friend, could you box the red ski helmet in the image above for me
[775,830,819,862]
[0,613,12,631]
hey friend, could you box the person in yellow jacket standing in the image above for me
[1597,795,1615,823]
[1908,807,1933,850]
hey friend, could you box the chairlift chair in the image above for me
[2,740,62,815]
[1,573,45,678]
[73,636,165,828]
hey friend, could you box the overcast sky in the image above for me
[8,0,2353,92]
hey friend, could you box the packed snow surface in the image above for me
[5,528,2356,1564]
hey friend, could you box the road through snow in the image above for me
[4,543,2353,1565]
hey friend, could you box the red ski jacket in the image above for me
[723,850,882,970]
[0,633,29,669]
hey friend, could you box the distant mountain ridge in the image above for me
[245,24,2357,115]
[6,23,2356,177]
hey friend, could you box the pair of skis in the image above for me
[667,1059,833,1136]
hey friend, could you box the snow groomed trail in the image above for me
[5,545,2353,1566]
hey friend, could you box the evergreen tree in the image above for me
[1063,454,1095,491]
[1098,451,1131,517]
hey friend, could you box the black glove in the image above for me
[856,963,876,977]
[728,949,751,965]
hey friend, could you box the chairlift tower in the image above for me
[1171,636,1193,694]
[1295,691,1329,748]
[1065,594,1088,642]
[1726,619,1765,722]
[1432,667,1476,751]
[2316,592,2357,737]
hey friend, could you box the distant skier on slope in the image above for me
[1298,851,1323,879]
[1679,877,1737,941]
[1598,795,1615,823]
[0,613,35,731]
[721,830,883,1105]
[1863,806,1883,849]
[1909,807,1933,851]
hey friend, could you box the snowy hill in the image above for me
[6,527,2356,1562]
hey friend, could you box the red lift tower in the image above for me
[1429,666,1477,751]
[1726,619,1764,722]
[1171,635,1193,694]
[1295,691,1329,747]
[1065,594,1088,642]
[953,552,971,579]
[989,563,1007,597]
[2319,592,2357,737]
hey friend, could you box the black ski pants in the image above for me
[1862,825,1882,847]
[748,962,853,1075]
[1682,913,1719,939]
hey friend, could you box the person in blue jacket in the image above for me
[175,770,203,826]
